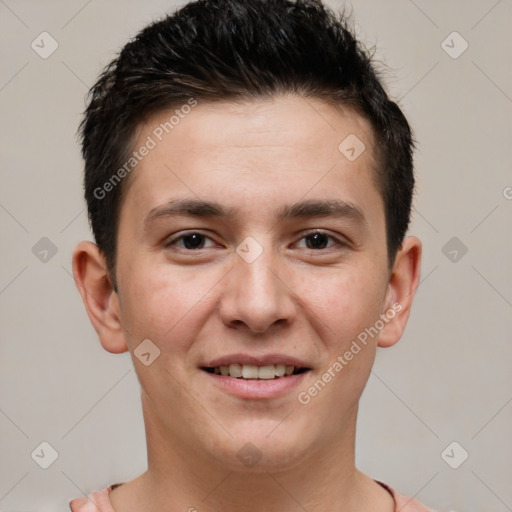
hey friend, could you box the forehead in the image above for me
[136,95,377,165]
[121,94,382,227]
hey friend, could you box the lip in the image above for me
[201,368,311,399]
[202,353,310,369]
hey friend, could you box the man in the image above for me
[70,0,434,510]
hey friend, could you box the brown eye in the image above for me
[165,232,215,250]
[304,232,330,249]
[296,231,345,250]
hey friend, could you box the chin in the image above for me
[207,420,315,473]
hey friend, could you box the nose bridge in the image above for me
[221,236,295,333]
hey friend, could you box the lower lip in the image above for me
[201,370,310,399]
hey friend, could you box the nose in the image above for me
[219,243,297,334]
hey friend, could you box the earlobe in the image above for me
[377,236,422,348]
[72,241,128,354]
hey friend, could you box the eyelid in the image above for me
[164,229,348,251]
[294,229,349,249]
[164,230,217,249]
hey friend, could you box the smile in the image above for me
[202,364,310,380]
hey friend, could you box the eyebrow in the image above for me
[145,198,367,228]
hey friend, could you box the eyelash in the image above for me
[164,230,347,252]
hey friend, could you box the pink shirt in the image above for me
[68,481,437,511]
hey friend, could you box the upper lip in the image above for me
[202,353,311,369]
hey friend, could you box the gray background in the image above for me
[1,0,511,510]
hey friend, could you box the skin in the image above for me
[73,94,421,512]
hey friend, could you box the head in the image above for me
[80,0,415,287]
[73,0,421,472]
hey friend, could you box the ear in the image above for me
[72,241,128,354]
[377,236,422,348]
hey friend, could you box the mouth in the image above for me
[199,355,313,399]
[201,364,311,380]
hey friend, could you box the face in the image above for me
[85,94,417,472]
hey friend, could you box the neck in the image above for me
[110,395,393,512]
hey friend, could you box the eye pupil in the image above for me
[169,231,338,252]
[183,233,204,250]
[306,233,329,249]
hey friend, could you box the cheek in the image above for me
[296,270,383,429]
[309,266,385,409]
[117,260,216,351]
[300,263,386,345]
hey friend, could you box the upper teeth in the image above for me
[213,364,296,379]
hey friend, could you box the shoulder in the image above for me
[68,483,121,512]
[377,481,438,512]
